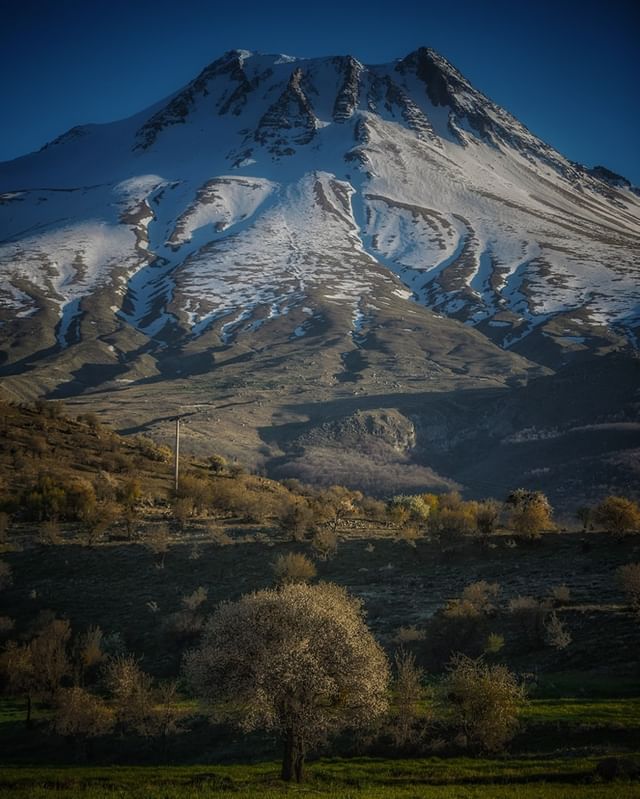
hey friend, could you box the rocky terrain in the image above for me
[0,47,638,507]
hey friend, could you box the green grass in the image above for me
[524,698,640,727]
[0,699,49,725]
[1,757,639,799]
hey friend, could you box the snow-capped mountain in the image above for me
[1,47,638,370]
[0,48,639,505]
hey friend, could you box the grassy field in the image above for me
[1,403,639,796]
[523,698,640,726]
[2,757,640,799]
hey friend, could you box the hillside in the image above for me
[0,47,638,505]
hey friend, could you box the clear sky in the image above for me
[2,0,639,182]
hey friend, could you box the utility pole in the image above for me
[174,416,180,494]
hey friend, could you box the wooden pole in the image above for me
[174,416,180,494]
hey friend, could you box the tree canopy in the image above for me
[183,582,389,782]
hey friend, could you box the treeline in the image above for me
[2,562,638,778]
[0,584,528,779]
[1,397,639,546]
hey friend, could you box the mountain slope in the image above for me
[0,47,638,504]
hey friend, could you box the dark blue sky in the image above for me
[2,0,639,182]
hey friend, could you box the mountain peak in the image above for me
[0,44,638,382]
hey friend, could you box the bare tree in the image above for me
[388,647,426,749]
[73,625,105,686]
[29,619,72,699]
[0,618,71,725]
[0,641,37,726]
[103,654,185,748]
[183,582,389,783]
[103,654,155,735]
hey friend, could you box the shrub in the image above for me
[64,479,97,521]
[25,433,48,459]
[593,496,640,536]
[182,587,208,612]
[103,654,185,739]
[397,522,423,547]
[312,486,362,532]
[118,478,142,509]
[205,523,233,546]
[505,489,553,538]
[133,435,171,463]
[444,581,500,619]
[549,584,571,605]
[73,625,105,684]
[432,505,477,539]
[439,491,463,511]
[432,583,500,664]
[239,491,278,524]
[272,552,317,586]
[388,495,431,523]
[207,454,228,474]
[83,501,119,545]
[278,498,315,541]
[103,654,154,735]
[475,499,501,537]
[359,496,387,521]
[34,399,64,420]
[94,471,118,502]
[442,654,526,753]
[484,633,505,655]
[39,520,62,546]
[172,497,192,529]
[22,476,66,521]
[209,478,251,516]
[52,686,114,749]
[144,524,171,568]
[310,528,338,560]
[176,474,212,516]
[227,462,244,478]
[393,625,426,644]
[79,412,100,429]
[461,581,500,614]
[544,611,572,650]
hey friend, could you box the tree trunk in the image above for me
[26,694,32,728]
[294,738,306,784]
[281,729,295,782]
